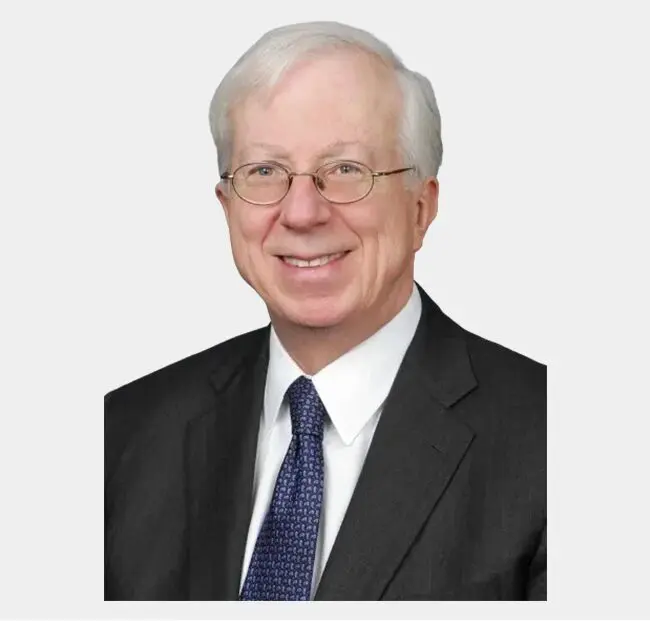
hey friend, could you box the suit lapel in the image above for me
[315,288,478,600]
[185,328,270,600]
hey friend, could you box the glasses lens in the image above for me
[317,161,373,203]
[233,163,289,205]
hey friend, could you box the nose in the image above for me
[278,174,332,230]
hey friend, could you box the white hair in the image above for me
[208,21,443,180]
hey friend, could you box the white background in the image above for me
[0,0,649,618]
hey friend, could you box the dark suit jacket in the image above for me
[105,284,546,600]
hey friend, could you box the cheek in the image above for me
[227,209,276,272]
[360,196,416,261]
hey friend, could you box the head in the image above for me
[209,22,442,336]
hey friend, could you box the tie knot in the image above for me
[286,376,325,438]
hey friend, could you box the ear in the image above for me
[215,182,231,225]
[413,177,439,251]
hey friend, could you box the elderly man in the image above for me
[105,21,546,601]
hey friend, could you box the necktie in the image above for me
[240,375,326,601]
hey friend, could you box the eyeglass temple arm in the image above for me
[372,166,415,178]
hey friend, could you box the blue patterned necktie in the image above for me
[240,375,326,601]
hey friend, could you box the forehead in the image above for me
[231,50,402,163]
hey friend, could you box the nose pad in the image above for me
[285,172,328,203]
[314,175,326,192]
[290,173,327,196]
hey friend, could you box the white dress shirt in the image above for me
[239,284,422,598]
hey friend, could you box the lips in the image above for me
[281,251,347,268]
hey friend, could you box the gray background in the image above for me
[0,0,648,618]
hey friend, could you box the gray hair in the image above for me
[208,21,443,180]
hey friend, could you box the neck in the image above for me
[271,280,415,376]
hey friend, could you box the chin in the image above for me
[273,294,356,330]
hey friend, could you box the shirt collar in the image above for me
[263,284,422,445]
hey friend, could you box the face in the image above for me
[217,50,438,334]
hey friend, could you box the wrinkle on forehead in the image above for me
[237,140,382,168]
[231,48,403,168]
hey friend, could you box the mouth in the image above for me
[278,251,350,268]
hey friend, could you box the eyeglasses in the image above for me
[220,160,414,206]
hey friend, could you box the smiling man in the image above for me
[105,21,546,601]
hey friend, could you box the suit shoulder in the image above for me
[427,299,546,406]
[463,329,546,382]
[419,288,545,391]
[104,325,268,419]
[104,326,269,484]
[456,326,546,426]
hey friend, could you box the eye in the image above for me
[336,162,361,175]
[331,162,363,176]
[248,165,276,177]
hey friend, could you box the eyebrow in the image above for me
[240,140,373,162]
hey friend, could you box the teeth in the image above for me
[283,252,345,268]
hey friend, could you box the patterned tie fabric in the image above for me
[240,375,326,601]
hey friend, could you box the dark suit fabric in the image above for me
[105,285,546,600]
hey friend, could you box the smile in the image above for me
[281,252,347,268]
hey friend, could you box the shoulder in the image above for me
[417,289,546,439]
[441,315,546,457]
[419,289,546,403]
[104,326,268,448]
[463,329,546,397]
[104,326,269,486]
[106,326,267,403]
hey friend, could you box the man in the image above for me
[105,21,546,601]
